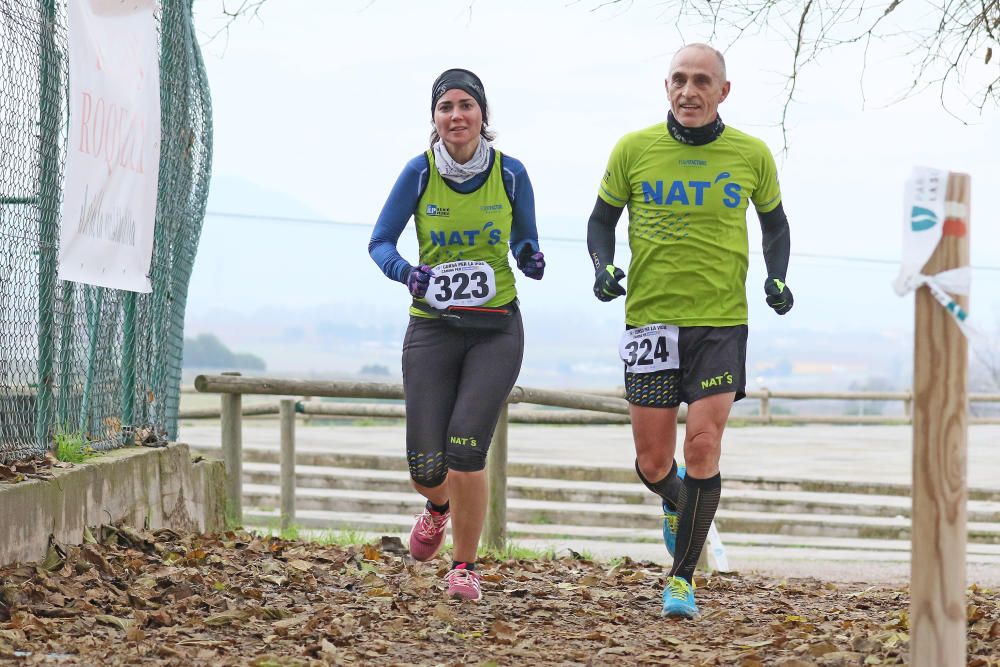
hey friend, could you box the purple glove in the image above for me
[407,264,434,298]
[516,245,545,280]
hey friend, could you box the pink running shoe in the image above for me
[408,506,450,561]
[445,564,482,601]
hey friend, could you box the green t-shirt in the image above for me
[411,149,516,318]
[598,122,781,327]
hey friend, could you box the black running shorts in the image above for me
[623,324,747,408]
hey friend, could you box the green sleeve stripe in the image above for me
[756,195,781,213]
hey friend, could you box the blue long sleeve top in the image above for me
[368,148,539,283]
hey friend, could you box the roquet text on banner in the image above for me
[58,0,161,293]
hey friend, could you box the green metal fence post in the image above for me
[35,0,62,454]
[78,287,103,435]
[56,282,74,430]
[120,291,137,441]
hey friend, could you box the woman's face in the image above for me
[433,89,483,150]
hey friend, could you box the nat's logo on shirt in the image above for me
[641,172,743,209]
[429,220,503,247]
[425,204,450,217]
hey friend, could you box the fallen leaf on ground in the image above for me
[0,525,996,666]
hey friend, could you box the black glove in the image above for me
[764,277,793,315]
[516,244,545,280]
[594,264,626,302]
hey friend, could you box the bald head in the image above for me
[671,43,726,81]
[665,43,731,128]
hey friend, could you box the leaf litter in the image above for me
[0,529,998,665]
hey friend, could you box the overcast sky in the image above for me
[187,0,1000,352]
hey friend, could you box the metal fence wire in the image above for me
[0,0,212,463]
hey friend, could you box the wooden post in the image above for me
[911,172,970,667]
[301,395,312,425]
[220,371,243,527]
[279,399,296,533]
[482,404,509,551]
[903,391,913,420]
[760,387,771,422]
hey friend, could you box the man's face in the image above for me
[665,47,730,128]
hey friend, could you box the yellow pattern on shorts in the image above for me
[626,371,680,407]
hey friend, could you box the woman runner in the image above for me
[368,68,545,601]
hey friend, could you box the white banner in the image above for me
[58,0,161,293]
[893,166,948,296]
[893,167,976,339]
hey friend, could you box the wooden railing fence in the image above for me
[192,373,1000,548]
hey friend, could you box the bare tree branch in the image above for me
[203,0,268,46]
[587,0,1000,141]
[780,0,813,153]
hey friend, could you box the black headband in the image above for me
[431,68,488,122]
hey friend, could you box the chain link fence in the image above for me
[0,0,212,464]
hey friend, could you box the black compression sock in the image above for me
[669,472,722,583]
[451,561,475,571]
[635,459,683,511]
[427,499,450,514]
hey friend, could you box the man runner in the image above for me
[586,43,793,618]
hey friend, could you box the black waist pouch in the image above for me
[414,300,515,331]
[441,304,514,330]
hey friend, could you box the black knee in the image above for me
[407,450,448,487]
[445,433,489,472]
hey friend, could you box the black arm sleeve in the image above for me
[586,197,625,273]
[757,202,790,281]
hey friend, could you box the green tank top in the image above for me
[410,149,516,318]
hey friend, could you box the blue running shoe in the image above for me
[661,575,698,618]
[661,465,686,557]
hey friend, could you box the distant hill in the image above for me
[183,333,266,371]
